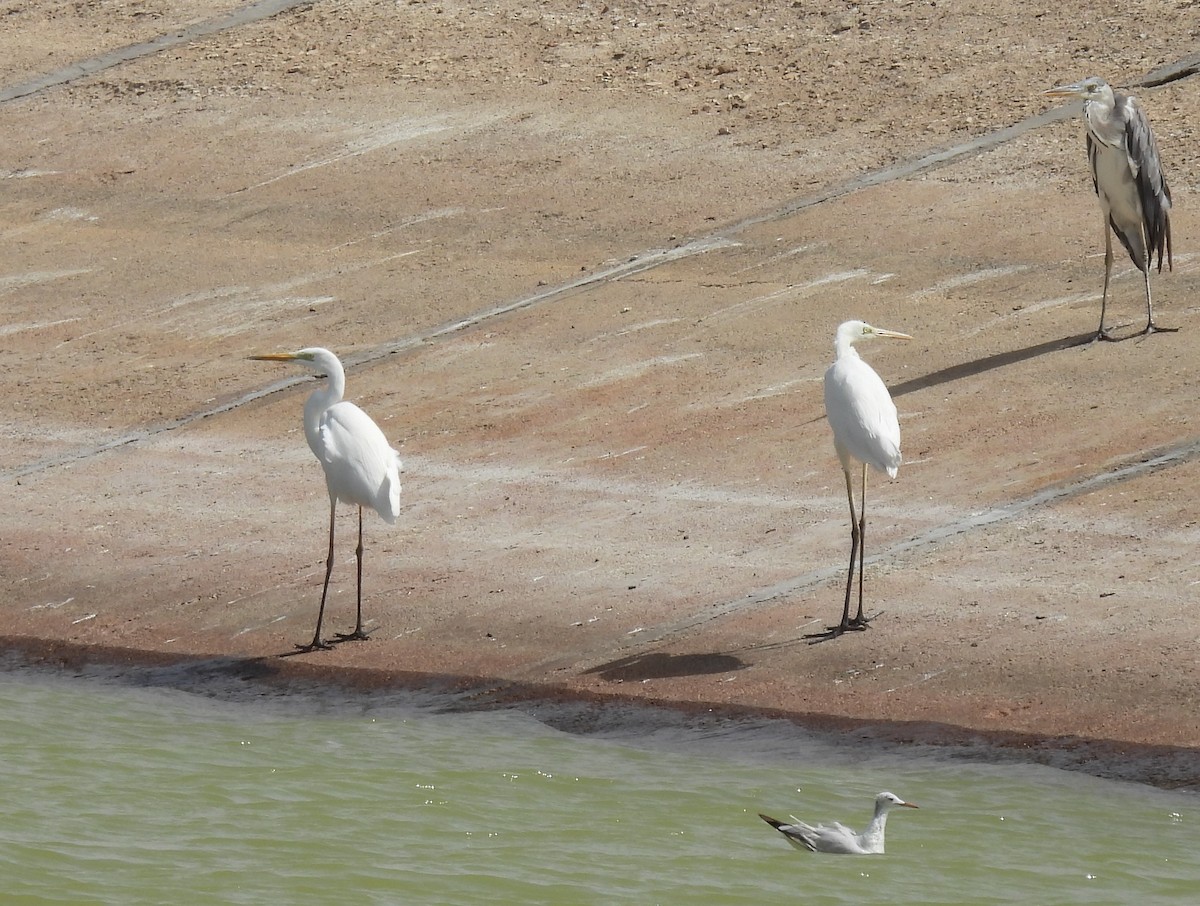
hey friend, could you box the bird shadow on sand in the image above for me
[725,613,888,649]
[797,331,1094,430]
[887,331,1094,399]
[582,651,747,682]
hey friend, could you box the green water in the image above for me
[0,666,1196,905]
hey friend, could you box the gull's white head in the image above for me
[875,791,919,811]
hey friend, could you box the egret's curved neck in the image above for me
[301,366,345,456]
[835,337,862,361]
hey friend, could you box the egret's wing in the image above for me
[319,402,403,521]
[824,358,901,477]
[1123,94,1172,272]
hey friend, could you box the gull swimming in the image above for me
[759,791,919,855]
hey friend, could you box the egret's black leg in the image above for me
[837,473,860,634]
[806,467,862,641]
[848,465,871,630]
[295,499,337,653]
[335,506,371,642]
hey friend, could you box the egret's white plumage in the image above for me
[1044,76,1175,339]
[814,320,910,638]
[760,791,919,855]
[251,347,402,651]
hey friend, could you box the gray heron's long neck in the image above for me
[302,370,345,456]
[1084,96,1123,146]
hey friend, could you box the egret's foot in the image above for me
[804,628,841,644]
[293,639,334,653]
[1095,329,1119,343]
[333,628,371,643]
[804,609,880,642]
[804,623,859,643]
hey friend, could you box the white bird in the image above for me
[250,348,402,652]
[759,791,919,855]
[813,320,911,638]
[1043,76,1176,340]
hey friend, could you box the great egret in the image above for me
[813,320,911,638]
[759,791,919,855]
[250,348,402,652]
[1043,76,1176,339]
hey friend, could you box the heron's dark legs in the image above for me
[335,506,371,642]
[1096,228,1117,342]
[1140,267,1178,335]
[1097,225,1177,339]
[295,499,338,652]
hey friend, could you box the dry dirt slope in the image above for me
[2,1,1200,781]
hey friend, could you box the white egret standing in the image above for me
[250,348,402,652]
[814,320,911,638]
[1044,76,1176,340]
[759,791,919,855]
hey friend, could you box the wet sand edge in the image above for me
[4,635,1196,791]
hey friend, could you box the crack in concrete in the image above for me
[0,0,315,104]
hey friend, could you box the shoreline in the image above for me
[7,636,1198,791]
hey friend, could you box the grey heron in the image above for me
[250,348,402,652]
[1044,76,1176,340]
[810,320,911,640]
[759,791,920,855]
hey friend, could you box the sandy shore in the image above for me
[3,1,1200,785]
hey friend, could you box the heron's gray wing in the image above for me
[1085,131,1100,197]
[1122,93,1173,272]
